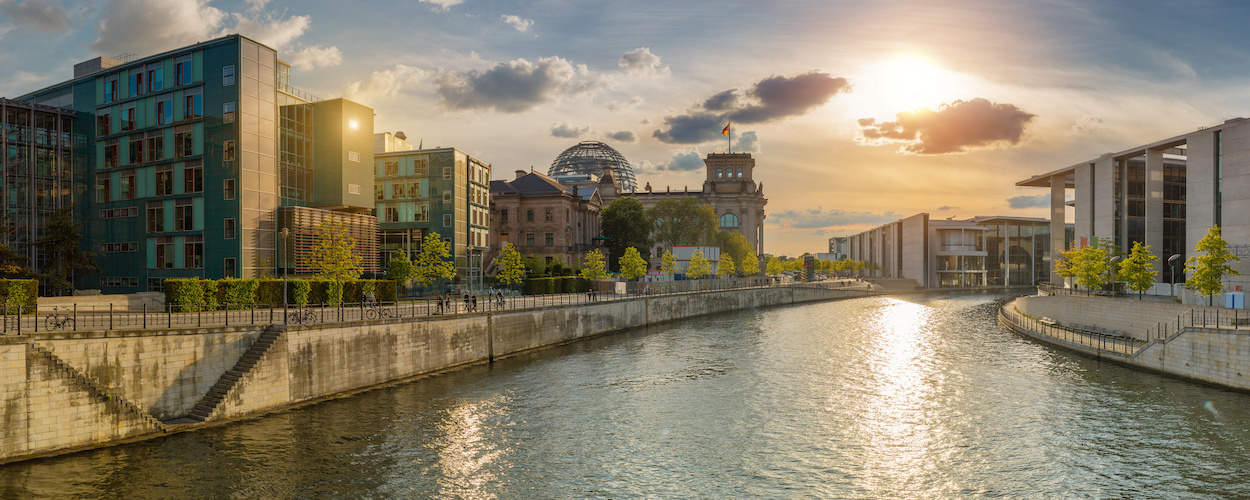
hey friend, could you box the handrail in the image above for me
[1000,305,1147,357]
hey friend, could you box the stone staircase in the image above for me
[181,325,285,423]
[28,344,168,433]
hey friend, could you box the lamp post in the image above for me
[1168,254,1182,298]
[280,227,290,322]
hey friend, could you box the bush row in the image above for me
[165,279,397,308]
[0,279,37,313]
[521,276,591,295]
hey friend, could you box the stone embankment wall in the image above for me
[1006,295,1250,391]
[0,286,865,463]
[1015,294,1238,340]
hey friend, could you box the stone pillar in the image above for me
[1145,148,1165,255]
[1050,174,1066,279]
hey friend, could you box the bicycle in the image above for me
[364,303,394,320]
[45,308,74,330]
[286,308,318,324]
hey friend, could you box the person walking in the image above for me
[471,294,478,312]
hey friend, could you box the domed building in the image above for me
[548,141,637,193]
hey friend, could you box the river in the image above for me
[3,293,1250,498]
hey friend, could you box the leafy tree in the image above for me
[716,230,753,269]
[687,250,710,279]
[601,197,651,271]
[0,243,32,279]
[496,243,525,286]
[718,253,736,277]
[620,246,648,281]
[1185,225,1241,306]
[766,256,783,276]
[660,250,676,276]
[648,197,718,249]
[309,221,363,282]
[1055,247,1079,287]
[580,249,608,281]
[387,250,416,295]
[35,207,99,294]
[1117,241,1158,300]
[523,254,547,277]
[1072,244,1113,291]
[414,232,457,287]
[741,252,759,275]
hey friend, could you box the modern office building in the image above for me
[828,236,848,260]
[1016,118,1250,297]
[277,205,379,275]
[0,99,78,282]
[488,169,604,268]
[14,34,378,292]
[846,213,1061,288]
[374,140,491,285]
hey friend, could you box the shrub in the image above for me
[372,280,398,302]
[163,279,203,309]
[219,279,258,309]
[200,279,219,310]
[291,280,310,307]
[0,279,37,313]
[326,281,344,306]
[257,279,284,306]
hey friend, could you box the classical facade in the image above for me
[488,169,603,268]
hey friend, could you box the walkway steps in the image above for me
[181,325,285,422]
[28,344,168,433]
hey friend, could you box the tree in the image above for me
[716,230,753,269]
[0,243,32,279]
[687,250,710,279]
[387,251,416,295]
[1117,241,1158,300]
[1185,225,1241,306]
[309,221,363,282]
[1072,244,1113,291]
[660,250,676,276]
[523,254,547,277]
[496,243,525,286]
[34,207,99,294]
[741,252,759,275]
[766,256,783,276]
[620,247,647,281]
[1055,247,1079,287]
[601,197,651,271]
[718,253,736,277]
[648,197,718,249]
[580,249,608,281]
[414,232,457,287]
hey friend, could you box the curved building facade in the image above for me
[549,141,636,192]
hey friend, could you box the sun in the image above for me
[853,54,968,117]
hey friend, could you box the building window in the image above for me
[414,158,427,176]
[147,201,164,232]
[104,76,118,102]
[223,102,236,123]
[736,168,743,178]
[128,136,145,165]
[121,105,136,131]
[386,207,399,222]
[176,128,193,157]
[526,209,534,222]
[184,235,203,269]
[156,166,173,196]
[716,168,723,178]
[121,172,136,200]
[443,213,452,227]
[146,64,163,92]
[500,209,508,222]
[443,191,452,203]
[175,56,192,86]
[96,175,111,203]
[443,166,451,180]
[544,233,554,247]
[184,90,202,118]
[720,212,739,228]
[223,65,235,86]
[155,237,174,269]
[224,258,236,278]
[97,111,110,136]
[384,160,398,177]
[104,140,119,168]
[223,140,235,161]
[147,278,163,292]
[224,179,236,200]
[223,218,236,239]
[526,233,535,246]
[130,71,144,96]
[184,162,203,193]
[392,184,403,199]
[544,208,553,222]
[147,134,163,162]
[375,185,384,200]
[176,199,195,231]
[348,151,359,162]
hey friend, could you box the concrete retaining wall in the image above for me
[1015,294,1240,340]
[0,285,865,463]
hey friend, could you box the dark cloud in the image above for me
[734,131,759,152]
[653,151,703,172]
[605,130,636,143]
[550,123,588,138]
[768,208,901,229]
[1007,194,1050,209]
[0,0,69,32]
[859,98,1035,154]
[436,56,601,113]
[936,205,958,211]
[653,72,849,144]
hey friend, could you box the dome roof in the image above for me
[548,141,636,193]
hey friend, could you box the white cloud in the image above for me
[500,14,533,32]
[0,0,69,32]
[286,45,342,71]
[604,95,643,111]
[419,0,462,12]
[618,47,669,77]
[92,0,226,56]
[343,64,430,105]
[227,11,310,51]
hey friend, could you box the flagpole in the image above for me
[728,122,732,154]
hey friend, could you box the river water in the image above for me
[3,293,1250,498]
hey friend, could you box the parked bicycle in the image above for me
[364,303,394,320]
[45,307,74,330]
[287,308,318,324]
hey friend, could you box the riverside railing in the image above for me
[1035,283,1250,339]
[2,279,866,335]
[1001,306,1145,356]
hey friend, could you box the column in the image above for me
[1145,148,1165,255]
[1050,174,1066,280]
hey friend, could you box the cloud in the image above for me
[653,71,849,144]
[285,45,342,70]
[769,208,902,229]
[734,131,758,152]
[858,98,1036,154]
[605,130,636,143]
[435,56,603,113]
[656,151,704,172]
[500,14,533,32]
[605,96,643,111]
[91,0,322,58]
[343,64,429,104]
[419,0,461,12]
[228,10,310,50]
[550,123,588,138]
[936,205,958,211]
[618,47,669,77]
[1007,194,1050,209]
[0,0,68,32]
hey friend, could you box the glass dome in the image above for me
[548,141,636,192]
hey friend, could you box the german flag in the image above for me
[721,123,730,136]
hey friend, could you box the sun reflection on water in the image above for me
[430,396,509,500]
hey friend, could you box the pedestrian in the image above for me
[471,294,478,312]
[463,293,470,312]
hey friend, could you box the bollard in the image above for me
[109,303,114,330]
[143,303,147,329]
[73,304,77,332]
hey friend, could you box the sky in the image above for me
[4,0,1250,256]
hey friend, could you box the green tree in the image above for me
[34,207,99,294]
[522,254,547,277]
[660,250,676,276]
[1055,247,1079,287]
[766,256,783,276]
[1117,241,1158,300]
[580,249,608,281]
[387,250,416,295]
[1072,244,1113,291]
[620,247,648,280]
[309,221,363,282]
[414,232,457,287]
[718,253,736,277]
[687,250,710,279]
[741,252,760,275]
[1185,225,1241,306]
[496,243,525,286]
[0,243,32,279]
[601,197,651,271]
[648,197,718,249]
[716,230,753,269]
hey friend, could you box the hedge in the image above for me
[166,278,398,308]
[0,279,37,313]
[521,276,589,295]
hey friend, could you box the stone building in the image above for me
[488,169,603,268]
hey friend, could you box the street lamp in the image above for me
[280,227,290,322]
[1168,254,1183,298]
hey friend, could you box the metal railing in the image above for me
[2,280,868,335]
[1001,306,1145,356]
[1035,283,1250,339]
